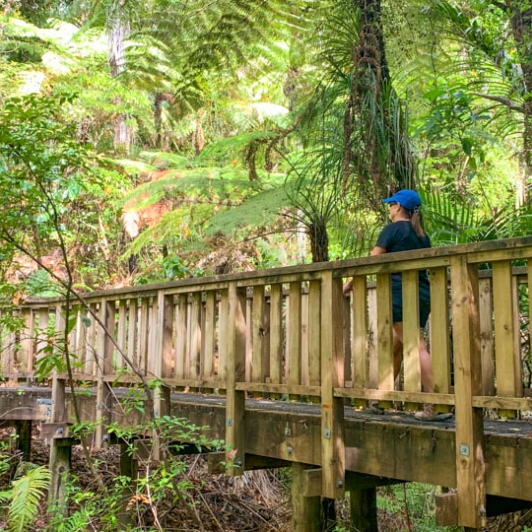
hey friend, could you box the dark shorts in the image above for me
[391,282,431,327]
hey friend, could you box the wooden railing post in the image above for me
[450,254,486,529]
[154,292,174,418]
[95,300,115,448]
[225,283,247,475]
[20,308,35,381]
[430,267,452,396]
[320,271,345,499]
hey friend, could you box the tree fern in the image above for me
[207,185,291,236]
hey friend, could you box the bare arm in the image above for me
[344,245,387,293]
[370,246,387,256]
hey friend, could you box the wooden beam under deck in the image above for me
[3,388,532,507]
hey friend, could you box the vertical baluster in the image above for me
[97,301,115,378]
[20,308,35,379]
[160,294,175,381]
[376,274,393,408]
[218,290,228,386]
[36,308,50,376]
[430,267,452,397]
[175,294,187,380]
[185,296,192,378]
[85,303,97,376]
[244,292,251,382]
[68,307,78,377]
[269,284,283,395]
[402,270,421,411]
[138,298,149,374]
[55,306,66,366]
[478,278,494,395]
[147,296,158,378]
[367,286,378,388]
[301,287,309,387]
[116,300,127,372]
[288,282,302,394]
[493,261,521,418]
[307,281,321,401]
[190,293,202,381]
[203,291,216,382]
[352,276,368,406]
[127,299,137,373]
[77,307,88,376]
[3,310,16,377]
[252,285,266,392]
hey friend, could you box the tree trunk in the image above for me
[344,0,415,209]
[507,0,532,203]
[308,220,329,263]
[108,7,131,155]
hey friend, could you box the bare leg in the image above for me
[419,337,434,393]
[393,323,434,392]
[392,323,404,381]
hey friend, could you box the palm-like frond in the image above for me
[424,189,483,245]
[422,186,532,245]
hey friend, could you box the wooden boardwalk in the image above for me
[2,236,532,530]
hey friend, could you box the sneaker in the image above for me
[414,404,453,421]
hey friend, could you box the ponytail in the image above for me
[410,206,426,238]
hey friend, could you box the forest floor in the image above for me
[1,433,532,531]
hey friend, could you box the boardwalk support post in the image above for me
[117,440,139,530]
[349,488,378,532]
[291,463,322,532]
[49,439,72,517]
[48,376,71,516]
[435,491,458,526]
[450,254,486,529]
[15,420,32,461]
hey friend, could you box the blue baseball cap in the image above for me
[382,189,421,211]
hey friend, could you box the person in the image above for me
[344,189,451,421]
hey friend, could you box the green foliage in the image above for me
[377,483,461,532]
[42,416,225,531]
[0,463,50,532]
[24,269,63,297]
[208,185,291,235]
[0,94,91,249]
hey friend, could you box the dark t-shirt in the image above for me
[375,221,431,324]
[375,221,430,253]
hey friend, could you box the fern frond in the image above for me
[207,186,291,235]
[8,464,50,532]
